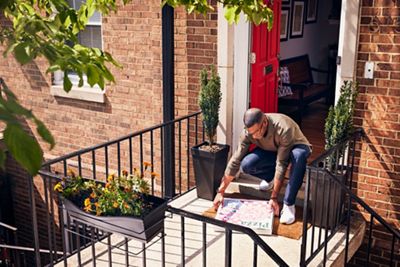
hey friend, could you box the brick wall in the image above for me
[176,1,218,190]
[4,151,62,265]
[351,0,400,265]
[0,1,218,262]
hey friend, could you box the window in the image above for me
[52,0,105,103]
[68,0,102,50]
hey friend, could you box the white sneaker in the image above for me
[280,204,296,224]
[259,180,273,191]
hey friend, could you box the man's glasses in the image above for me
[248,118,266,136]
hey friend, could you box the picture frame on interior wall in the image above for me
[290,1,305,38]
[306,0,318,23]
[280,7,290,41]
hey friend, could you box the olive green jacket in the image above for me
[224,113,311,181]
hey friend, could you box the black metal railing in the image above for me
[0,221,64,267]
[41,111,204,196]
[25,112,204,266]
[6,110,400,267]
[23,109,291,267]
[167,206,289,267]
[0,222,21,266]
[300,129,400,266]
[30,110,288,267]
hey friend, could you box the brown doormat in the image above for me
[202,197,310,240]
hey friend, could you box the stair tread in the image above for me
[225,172,306,205]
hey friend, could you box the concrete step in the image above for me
[306,215,366,266]
[57,190,366,267]
[225,172,307,207]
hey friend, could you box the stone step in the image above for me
[57,189,366,267]
[225,172,306,207]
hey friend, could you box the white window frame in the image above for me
[51,1,105,103]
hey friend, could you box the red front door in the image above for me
[250,0,282,113]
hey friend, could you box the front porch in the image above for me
[55,188,366,267]
[1,108,399,267]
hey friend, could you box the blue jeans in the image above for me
[240,144,311,206]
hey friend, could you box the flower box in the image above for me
[55,168,167,243]
[61,194,167,242]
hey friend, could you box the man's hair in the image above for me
[243,108,264,128]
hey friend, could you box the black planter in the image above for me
[191,142,230,201]
[309,168,348,229]
[61,194,167,243]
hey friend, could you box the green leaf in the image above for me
[252,12,263,25]
[224,6,238,24]
[104,52,122,68]
[92,48,102,57]
[14,43,32,64]
[0,0,12,9]
[35,119,55,149]
[3,42,18,57]
[4,124,43,175]
[0,98,32,117]
[63,73,73,92]
[187,4,196,13]
[101,66,115,82]
[87,64,100,87]
[97,75,105,90]
[78,77,84,87]
[0,109,17,123]
[268,13,274,30]
[46,65,61,73]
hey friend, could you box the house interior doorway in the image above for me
[277,0,342,159]
[230,0,356,160]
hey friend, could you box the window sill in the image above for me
[50,85,105,103]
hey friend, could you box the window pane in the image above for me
[60,0,102,87]
[78,25,102,49]
[91,26,102,48]
[67,0,101,24]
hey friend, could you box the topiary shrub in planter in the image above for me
[325,81,359,151]
[310,80,358,229]
[54,166,167,242]
[191,66,230,200]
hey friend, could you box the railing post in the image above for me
[225,229,232,267]
[300,168,311,267]
[28,175,41,266]
[162,3,175,199]
[163,123,175,199]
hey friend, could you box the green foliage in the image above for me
[199,66,221,145]
[0,78,55,175]
[54,167,157,217]
[324,80,359,150]
[1,0,121,91]
[163,0,274,27]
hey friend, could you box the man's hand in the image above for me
[213,192,224,210]
[213,175,234,210]
[268,198,280,216]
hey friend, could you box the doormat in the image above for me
[202,196,310,240]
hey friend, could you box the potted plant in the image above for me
[191,66,230,200]
[54,165,167,242]
[310,80,359,228]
